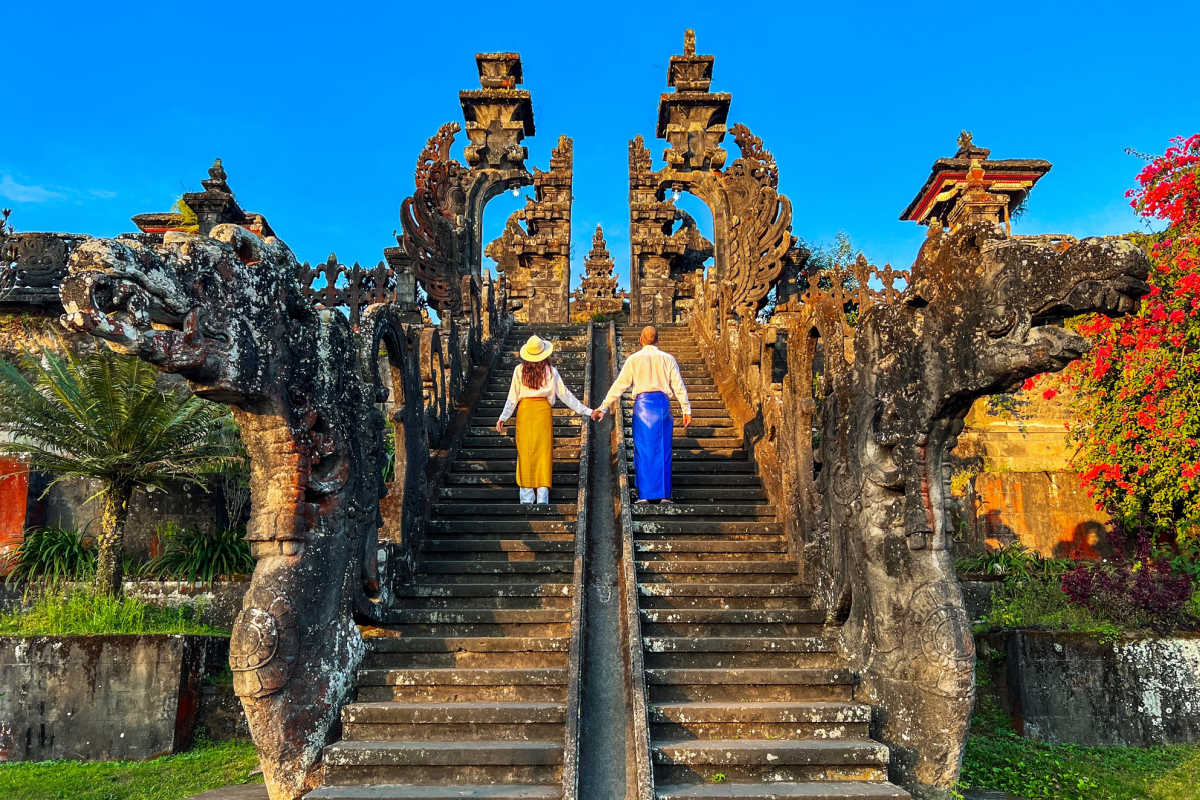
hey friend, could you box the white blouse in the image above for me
[497,365,593,422]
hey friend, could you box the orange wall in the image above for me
[0,458,29,571]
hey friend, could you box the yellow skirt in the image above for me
[515,398,553,489]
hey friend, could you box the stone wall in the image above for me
[950,388,1109,558]
[0,634,229,761]
[979,630,1200,746]
[25,475,224,562]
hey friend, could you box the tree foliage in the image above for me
[0,344,244,595]
[1061,134,1200,534]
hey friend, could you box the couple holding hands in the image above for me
[494,326,691,505]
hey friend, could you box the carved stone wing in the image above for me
[722,124,794,317]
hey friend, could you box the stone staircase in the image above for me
[306,324,591,800]
[617,325,909,800]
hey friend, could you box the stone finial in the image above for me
[954,131,991,160]
[202,158,231,194]
[460,53,535,170]
[660,32,728,170]
[475,52,524,89]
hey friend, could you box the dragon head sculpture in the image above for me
[818,218,1149,796]
[60,224,424,799]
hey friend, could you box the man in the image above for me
[593,326,691,502]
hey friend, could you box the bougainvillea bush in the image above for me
[1063,135,1200,533]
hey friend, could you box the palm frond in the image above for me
[0,345,244,493]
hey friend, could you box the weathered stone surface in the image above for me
[629,32,796,324]
[688,133,1150,797]
[986,631,1200,747]
[486,137,573,323]
[0,634,225,761]
[56,223,432,798]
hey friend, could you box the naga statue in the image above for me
[59,224,426,799]
[804,217,1149,794]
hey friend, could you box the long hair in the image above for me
[521,358,552,390]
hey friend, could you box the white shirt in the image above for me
[498,365,593,422]
[600,345,690,415]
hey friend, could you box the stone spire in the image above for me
[571,225,626,322]
[657,29,731,171]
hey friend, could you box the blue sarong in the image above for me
[633,391,672,500]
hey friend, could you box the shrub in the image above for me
[4,527,95,584]
[956,542,1071,581]
[142,523,254,584]
[1061,521,1195,632]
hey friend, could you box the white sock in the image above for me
[536,487,549,504]
[519,488,536,504]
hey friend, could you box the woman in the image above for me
[495,335,594,504]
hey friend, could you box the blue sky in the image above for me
[4,2,1198,291]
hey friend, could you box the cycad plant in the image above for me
[0,344,244,596]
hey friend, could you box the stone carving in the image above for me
[570,225,626,321]
[393,54,537,317]
[485,136,573,322]
[628,136,714,323]
[0,232,89,306]
[686,136,1151,797]
[56,220,441,799]
[630,31,796,323]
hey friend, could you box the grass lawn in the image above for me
[960,693,1200,799]
[0,739,261,800]
[0,586,228,637]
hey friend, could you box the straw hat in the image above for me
[519,335,554,362]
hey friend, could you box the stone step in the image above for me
[651,738,889,783]
[653,782,910,800]
[452,461,579,474]
[466,427,583,438]
[634,521,783,535]
[637,561,796,577]
[626,468,756,481]
[361,643,567,670]
[355,668,568,703]
[429,520,575,534]
[367,637,568,654]
[394,584,572,600]
[443,473,579,487]
[644,636,835,654]
[649,701,871,724]
[306,783,561,800]
[457,448,581,459]
[636,540,785,554]
[636,583,813,610]
[638,488,768,502]
[419,561,574,575]
[433,503,578,517]
[640,608,824,632]
[438,488,578,501]
[340,701,566,742]
[631,504,776,518]
[387,610,570,625]
[645,668,857,703]
[424,539,575,554]
[322,740,562,785]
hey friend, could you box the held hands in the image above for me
[590,408,607,422]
